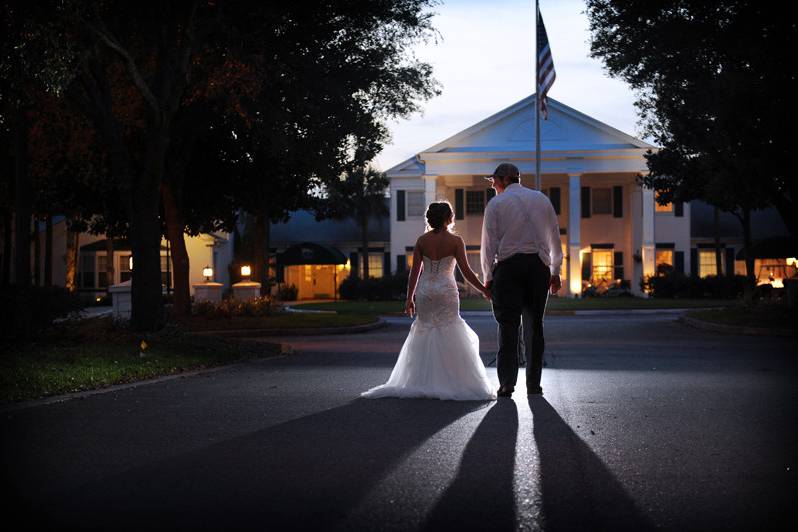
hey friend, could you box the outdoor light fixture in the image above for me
[240,265,252,279]
[787,257,796,266]
[203,266,214,282]
[129,256,133,271]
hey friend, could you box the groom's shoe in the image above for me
[497,385,514,398]
[527,385,543,396]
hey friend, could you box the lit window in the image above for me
[407,191,424,217]
[466,190,485,215]
[698,250,722,277]
[120,255,132,283]
[655,191,673,213]
[655,249,674,275]
[362,253,384,278]
[592,249,613,283]
[592,188,612,215]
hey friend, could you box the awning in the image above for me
[736,236,798,260]
[277,242,348,266]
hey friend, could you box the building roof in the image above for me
[269,204,389,245]
[387,93,658,177]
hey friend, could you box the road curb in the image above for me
[678,315,797,337]
[190,317,388,337]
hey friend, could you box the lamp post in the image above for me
[232,264,260,301]
[203,265,214,282]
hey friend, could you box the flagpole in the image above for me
[535,0,541,191]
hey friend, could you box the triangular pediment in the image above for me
[422,94,656,154]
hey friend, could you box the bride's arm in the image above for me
[454,236,489,298]
[405,239,424,316]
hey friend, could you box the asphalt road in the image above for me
[2,312,796,531]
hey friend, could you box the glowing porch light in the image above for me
[240,265,252,279]
[202,266,214,282]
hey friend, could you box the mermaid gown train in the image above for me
[361,255,496,401]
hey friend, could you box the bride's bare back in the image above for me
[416,230,459,260]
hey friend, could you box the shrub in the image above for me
[0,284,84,340]
[277,283,298,301]
[642,271,747,299]
[339,274,408,301]
[191,295,280,319]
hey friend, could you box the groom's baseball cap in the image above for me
[484,162,520,180]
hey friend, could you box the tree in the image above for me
[319,165,389,279]
[586,0,798,300]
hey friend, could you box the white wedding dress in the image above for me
[361,255,497,401]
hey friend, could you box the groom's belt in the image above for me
[495,252,540,268]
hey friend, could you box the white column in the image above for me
[568,174,582,297]
[641,185,656,288]
[422,174,437,209]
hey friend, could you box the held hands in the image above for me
[481,281,492,300]
[405,298,416,318]
[549,275,562,295]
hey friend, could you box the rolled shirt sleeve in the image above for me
[481,202,499,283]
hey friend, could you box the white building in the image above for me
[386,94,691,297]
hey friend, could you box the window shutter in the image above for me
[455,189,464,220]
[613,186,623,218]
[396,190,405,221]
[674,201,684,217]
[613,251,624,280]
[675,251,685,274]
[581,187,591,218]
[549,187,561,215]
[581,252,592,282]
[384,252,391,275]
[349,252,359,278]
[396,254,407,273]
[690,249,697,277]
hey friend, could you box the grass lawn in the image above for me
[294,297,735,315]
[0,317,281,403]
[180,312,378,331]
[687,302,796,331]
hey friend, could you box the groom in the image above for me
[481,163,563,397]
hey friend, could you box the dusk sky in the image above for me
[375,0,650,171]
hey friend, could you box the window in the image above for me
[120,255,132,282]
[362,253,384,278]
[655,249,674,275]
[591,249,614,283]
[466,190,485,215]
[98,254,109,288]
[698,250,723,278]
[592,188,612,215]
[655,191,673,213]
[407,191,424,217]
[79,254,95,288]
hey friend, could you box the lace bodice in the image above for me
[414,255,460,330]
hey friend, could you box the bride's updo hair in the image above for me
[425,201,454,232]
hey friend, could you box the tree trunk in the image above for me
[161,181,191,317]
[129,179,165,331]
[713,206,723,277]
[1,209,11,285]
[254,208,270,296]
[13,114,31,286]
[45,215,53,286]
[741,207,755,304]
[105,237,115,288]
[361,215,370,279]
[33,218,40,286]
[65,224,79,293]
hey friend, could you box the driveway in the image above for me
[2,313,796,531]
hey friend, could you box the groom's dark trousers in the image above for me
[490,252,551,390]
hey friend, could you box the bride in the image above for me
[362,201,497,401]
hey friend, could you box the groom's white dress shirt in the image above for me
[480,182,563,283]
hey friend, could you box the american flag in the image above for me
[537,8,556,120]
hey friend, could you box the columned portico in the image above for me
[567,174,582,297]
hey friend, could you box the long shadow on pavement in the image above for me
[422,400,518,531]
[528,397,656,531]
[34,398,488,531]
